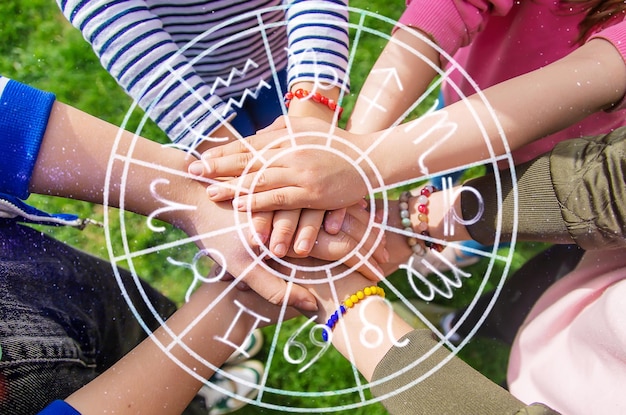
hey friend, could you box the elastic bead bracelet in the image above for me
[399,186,444,255]
[284,88,344,118]
[321,285,385,342]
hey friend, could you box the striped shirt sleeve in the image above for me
[57,0,236,148]
[286,0,350,93]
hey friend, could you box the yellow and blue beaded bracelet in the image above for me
[322,286,385,342]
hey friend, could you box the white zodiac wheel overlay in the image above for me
[103,5,518,413]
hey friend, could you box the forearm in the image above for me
[303,268,413,381]
[369,39,626,186]
[370,330,560,414]
[383,161,567,265]
[330,294,413,381]
[30,101,202,233]
[285,0,349,123]
[287,81,343,122]
[423,126,626,250]
[382,163,563,267]
[347,27,441,133]
[30,100,318,310]
[461,155,570,246]
[65,282,267,415]
[306,268,557,413]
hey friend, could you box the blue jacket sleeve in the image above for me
[0,76,83,227]
[0,76,55,200]
[37,400,81,415]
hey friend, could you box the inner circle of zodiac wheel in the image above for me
[104,5,518,413]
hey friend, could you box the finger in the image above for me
[249,211,273,247]
[310,230,383,281]
[242,269,318,312]
[232,188,339,212]
[342,205,389,265]
[293,209,325,255]
[203,135,254,158]
[189,151,259,179]
[206,167,300,202]
[269,209,302,258]
[323,208,347,235]
[204,120,291,159]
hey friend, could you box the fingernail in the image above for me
[206,186,218,198]
[375,210,384,222]
[233,198,245,211]
[273,243,287,257]
[327,221,340,233]
[188,161,204,176]
[297,299,319,312]
[212,263,222,276]
[297,239,311,253]
[250,230,268,245]
[383,248,390,262]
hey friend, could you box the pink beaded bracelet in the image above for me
[284,88,344,118]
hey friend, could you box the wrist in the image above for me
[402,187,444,254]
[305,274,373,323]
[357,131,388,187]
[286,82,343,122]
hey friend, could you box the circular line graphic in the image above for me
[232,134,388,281]
[103,5,518,413]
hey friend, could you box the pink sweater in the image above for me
[399,0,626,163]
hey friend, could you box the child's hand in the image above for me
[188,117,375,212]
[247,203,388,281]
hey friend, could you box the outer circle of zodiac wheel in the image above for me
[104,5,518,413]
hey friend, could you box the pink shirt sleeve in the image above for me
[589,20,626,110]
[397,0,514,56]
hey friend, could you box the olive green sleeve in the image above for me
[549,128,626,249]
[370,329,560,415]
[461,127,626,249]
[461,153,571,245]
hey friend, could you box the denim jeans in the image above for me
[0,220,180,414]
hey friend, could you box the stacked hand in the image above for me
[188,116,376,212]
[188,116,388,281]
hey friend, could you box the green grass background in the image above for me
[0,1,550,413]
